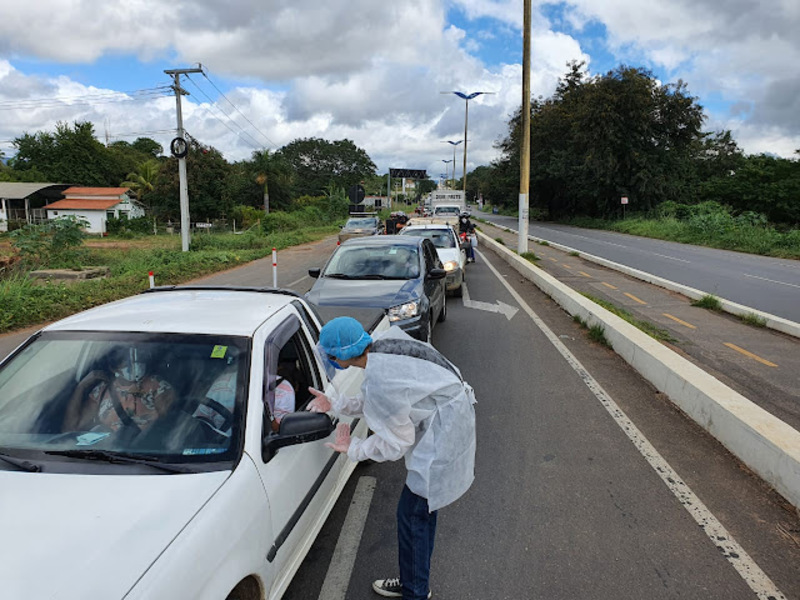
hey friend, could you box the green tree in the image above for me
[148,139,232,221]
[121,159,161,214]
[12,121,120,185]
[493,62,706,219]
[278,137,376,197]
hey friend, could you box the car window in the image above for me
[422,240,442,271]
[345,218,377,228]
[400,228,456,249]
[0,331,250,468]
[324,245,420,279]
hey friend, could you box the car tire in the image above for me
[438,297,447,322]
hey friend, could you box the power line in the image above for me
[0,86,172,111]
[182,74,264,151]
[200,69,278,148]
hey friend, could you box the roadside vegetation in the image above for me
[466,63,799,261]
[0,196,345,333]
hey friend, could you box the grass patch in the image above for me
[560,214,800,260]
[537,240,550,246]
[739,312,767,328]
[0,226,339,333]
[520,252,540,263]
[691,294,723,311]
[569,251,580,257]
[588,324,611,347]
[581,293,677,342]
[494,237,506,245]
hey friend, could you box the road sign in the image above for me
[621,196,629,205]
[389,169,427,179]
[348,184,365,204]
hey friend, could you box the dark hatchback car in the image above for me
[306,236,447,343]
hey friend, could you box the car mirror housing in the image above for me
[427,268,447,280]
[262,412,335,462]
[308,268,321,279]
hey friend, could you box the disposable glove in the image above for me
[325,422,351,453]
[307,387,332,413]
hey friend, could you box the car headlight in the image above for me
[442,260,458,272]
[387,301,420,321]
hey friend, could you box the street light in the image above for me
[442,140,462,188]
[442,159,453,188]
[442,91,494,197]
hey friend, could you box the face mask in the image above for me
[328,357,345,371]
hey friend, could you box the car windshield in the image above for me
[400,228,456,249]
[324,245,420,279]
[434,206,460,216]
[344,218,377,229]
[0,331,250,470]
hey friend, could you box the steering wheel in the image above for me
[189,396,235,432]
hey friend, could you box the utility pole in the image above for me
[165,66,203,252]
[518,0,531,254]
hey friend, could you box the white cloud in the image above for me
[1,0,796,176]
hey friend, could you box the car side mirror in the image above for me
[427,268,447,280]
[308,268,321,278]
[339,225,344,229]
[262,412,335,462]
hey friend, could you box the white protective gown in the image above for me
[329,326,476,511]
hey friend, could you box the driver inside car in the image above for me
[64,346,176,433]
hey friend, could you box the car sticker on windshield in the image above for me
[211,345,228,359]
[183,447,227,455]
[76,432,111,446]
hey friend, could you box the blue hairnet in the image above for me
[319,317,373,360]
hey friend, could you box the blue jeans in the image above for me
[397,485,437,600]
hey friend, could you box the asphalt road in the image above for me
[3,236,799,598]
[282,241,800,600]
[480,214,800,323]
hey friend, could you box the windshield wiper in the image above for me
[324,273,355,279]
[0,451,42,473]
[45,449,193,474]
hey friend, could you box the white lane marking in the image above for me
[462,281,519,320]
[318,476,377,600]
[651,252,691,263]
[479,250,787,600]
[287,275,309,289]
[743,273,800,289]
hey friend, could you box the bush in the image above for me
[9,216,89,268]
[107,216,154,236]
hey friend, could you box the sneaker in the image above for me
[372,577,431,598]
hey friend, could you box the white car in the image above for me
[399,223,467,297]
[0,287,384,600]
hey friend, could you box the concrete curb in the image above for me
[487,223,800,340]
[478,231,800,510]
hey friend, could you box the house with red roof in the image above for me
[43,187,144,234]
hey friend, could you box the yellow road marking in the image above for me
[663,313,696,329]
[624,292,647,305]
[601,282,617,290]
[548,257,559,262]
[562,264,572,269]
[724,343,778,367]
[579,271,592,278]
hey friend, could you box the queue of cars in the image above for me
[0,214,473,599]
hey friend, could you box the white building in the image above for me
[43,187,144,234]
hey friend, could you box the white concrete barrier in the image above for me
[479,231,800,510]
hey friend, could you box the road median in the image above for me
[478,229,800,511]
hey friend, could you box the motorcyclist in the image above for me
[458,212,476,263]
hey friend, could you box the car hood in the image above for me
[0,469,230,600]
[306,277,421,309]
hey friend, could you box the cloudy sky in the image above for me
[0,0,797,182]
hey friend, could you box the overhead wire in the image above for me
[182,74,264,151]
[200,69,278,148]
[0,86,172,111]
